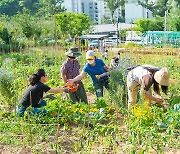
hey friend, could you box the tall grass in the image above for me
[0,70,15,106]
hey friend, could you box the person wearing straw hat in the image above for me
[68,50,109,98]
[61,47,88,103]
[127,65,170,109]
[17,69,69,117]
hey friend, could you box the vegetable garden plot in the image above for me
[0,47,179,153]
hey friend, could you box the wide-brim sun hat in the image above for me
[86,50,95,60]
[154,67,170,86]
[65,47,82,57]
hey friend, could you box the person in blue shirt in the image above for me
[68,50,109,98]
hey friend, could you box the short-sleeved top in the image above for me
[128,65,160,91]
[20,81,50,107]
[82,58,108,84]
[61,59,80,80]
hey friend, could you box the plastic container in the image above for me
[63,83,79,93]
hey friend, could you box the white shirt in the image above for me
[128,66,151,83]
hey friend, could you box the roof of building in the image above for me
[91,23,135,34]
[79,34,108,39]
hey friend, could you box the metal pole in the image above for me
[117,22,119,47]
[131,19,133,42]
[164,10,167,31]
[117,9,119,47]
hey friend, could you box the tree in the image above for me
[167,0,180,31]
[0,24,10,44]
[12,9,42,39]
[153,0,169,17]
[38,0,66,17]
[0,0,65,17]
[151,16,164,31]
[101,15,112,24]
[134,17,164,35]
[174,0,180,7]
[54,12,91,38]
[19,0,40,15]
[101,0,125,23]
[169,16,180,31]
[134,18,152,34]
[0,15,11,44]
[0,0,21,16]
[138,0,169,17]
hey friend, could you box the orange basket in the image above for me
[63,83,79,93]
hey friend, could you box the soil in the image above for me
[86,92,96,104]
[0,134,179,154]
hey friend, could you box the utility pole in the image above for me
[116,9,120,47]
[164,10,167,31]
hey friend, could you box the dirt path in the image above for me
[86,92,96,104]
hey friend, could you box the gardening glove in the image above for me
[64,88,69,93]
[45,94,56,100]
[95,75,100,80]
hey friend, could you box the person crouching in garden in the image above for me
[61,47,88,104]
[127,65,170,109]
[17,69,68,117]
[68,50,109,98]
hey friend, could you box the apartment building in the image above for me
[125,0,153,23]
[63,0,99,23]
[63,0,153,24]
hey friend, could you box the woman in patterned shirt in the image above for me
[61,47,88,104]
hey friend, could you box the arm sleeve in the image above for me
[98,59,105,66]
[41,84,51,93]
[82,64,88,73]
[61,62,67,75]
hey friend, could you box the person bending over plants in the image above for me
[17,69,68,117]
[96,65,170,109]
[61,47,88,104]
[68,50,109,98]
[126,65,170,109]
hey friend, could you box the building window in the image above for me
[89,2,93,6]
[128,0,137,4]
[81,3,84,13]
[89,11,94,14]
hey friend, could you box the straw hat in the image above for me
[65,47,82,57]
[154,67,170,86]
[86,50,95,60]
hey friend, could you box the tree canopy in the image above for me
[134,17,164,34]
[0,0,65,16]
[55,12,91,38]
[101,0,125,23]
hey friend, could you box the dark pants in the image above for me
[17,100,47,117]
[69,81,88,104]
[94,78,109,98]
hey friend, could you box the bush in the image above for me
[0,40,27,53]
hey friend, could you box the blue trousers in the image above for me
[17,100,47,117]
[94,78,109,98]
